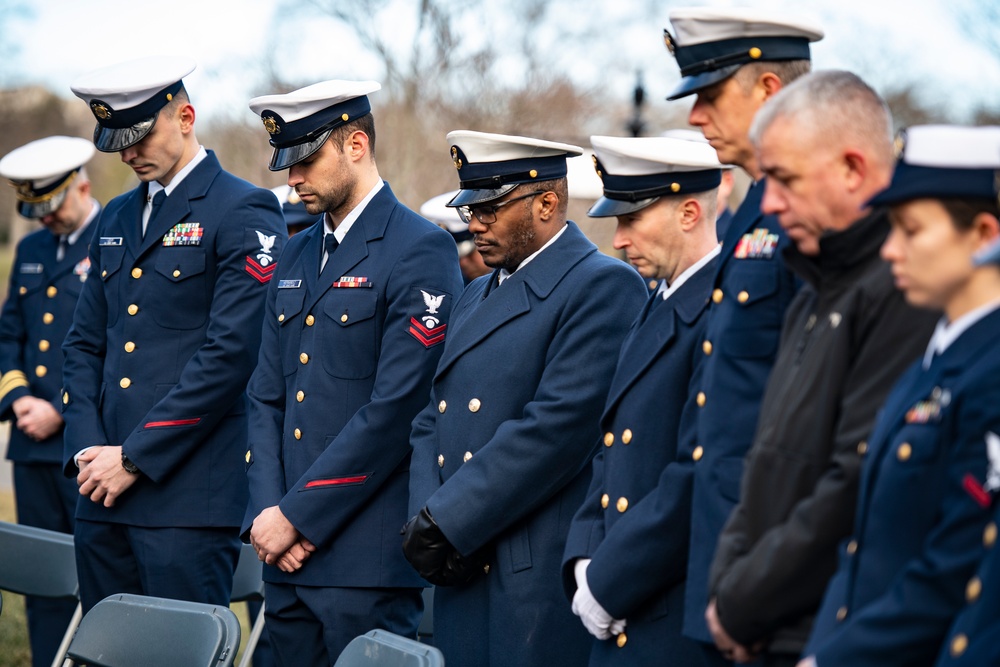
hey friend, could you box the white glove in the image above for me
[571,559,626,640]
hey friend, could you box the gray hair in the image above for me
[732,60,812,93]
[749,70,894,168]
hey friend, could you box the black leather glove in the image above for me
[401,506,487,586]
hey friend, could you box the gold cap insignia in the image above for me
[663,29,676,55]
[91,102,111,120]
[451,146,462,170]
[893,130,907,159]
[262,116,280,135]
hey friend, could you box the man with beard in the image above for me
[403,130,647,666]
[244,80,462,663]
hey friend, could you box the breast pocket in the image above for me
[321,290,379,379]
[151,249,208,329]
[719,263,782,359]
[99,247,126,326]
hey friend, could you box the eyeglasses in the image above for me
[457,190,545,225]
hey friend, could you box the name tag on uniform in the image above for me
[19,263,43,274]
[99,237,123,246]
[278,279,302,289]
[332,276,372,288]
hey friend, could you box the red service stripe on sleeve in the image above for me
[245,259,276,284]
[409,318,447,348]
[303,474,371,489]
[144,418,202,429]
[963,473,992,508]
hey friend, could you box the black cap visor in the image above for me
[268,129,334,171]
[446,184,519,208]
[92,114,157,153]
[667,65,740,101]
[588,195,659,218]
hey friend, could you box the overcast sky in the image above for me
[3,0,998,125]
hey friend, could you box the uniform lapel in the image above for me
[713,179,765,281]
[120,186,146,252]
[136,153,221,258]
[603,293,678,413]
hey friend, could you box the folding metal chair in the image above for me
[231,542,267,667]
[0,520,80,667]
[334,629,445,666]
[63,593,241,667]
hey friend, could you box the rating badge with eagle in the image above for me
[408,287,453,348]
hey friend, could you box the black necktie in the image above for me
[325,233,339,256]
[144,189,166,237]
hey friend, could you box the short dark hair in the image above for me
[530,177,568,216]
[941,197,1000,230]
[328,112,376,159]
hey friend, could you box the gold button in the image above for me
[951,633,968,657]
[438,400,447,413]
[469,398,481,412]
[341,113,349,121]
[294,428,302,440]
[299,352,309,364]
[246,450,251,463]
[604,432,614,447]
[483,564,491,574]
[616,633,627,648]
[616,497,628,513]
[305,314,315,326]
[693,446,704,461]
[296,390,305,403]
[278,313,285,322]
[127,304,138,316]
[42,313,54,324]
[62,392,69,405]
[622,429,632,445]
[131,268,142,279]
[703,341,713,356]
[35,365,47,378]
[696,392,706,407]
[857,440,868,456]
[173,269,181,278]
[967,576,982,602]
[670,182,681,193]
[46,286,57,297]
[438,454,445,468]
[749,46,762,59]
[601,493,609,509]
[529,169,538,178]
[836,606,848,621]
[18,286,26,295]
[119,377,131,389]
[846,540,858,555]
[124,341,136,353]
[340,314,349,323]
[463,451,473,463]
[737,290,749,303]
[897,442,912,461]
[986,522,997,548]
[38,339,50,352]
[712,288,723,304]
[648,279,657,290]
[101,270,107,278]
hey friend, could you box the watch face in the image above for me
[121,454,139,474]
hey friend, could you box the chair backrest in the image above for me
[334,629,445,667]
[230,543,265,602]
[65,593,241,667]
[0,520,78,599]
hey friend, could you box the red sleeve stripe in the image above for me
[409,318,447,347]
[144,418,202,429]
[303,474,371,490]
[246,256,277,284]
[963,473,992,508]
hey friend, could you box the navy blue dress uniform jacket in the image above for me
[61,151,286,527]
[806,308,1000,667]
[562,253,719,665]
[243,184,462,588]
[935,499,1000,666]
[684,180,799,643]
[1,220,96,463]
[409,222,647,667]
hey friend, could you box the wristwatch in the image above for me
[121,453,140,474]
